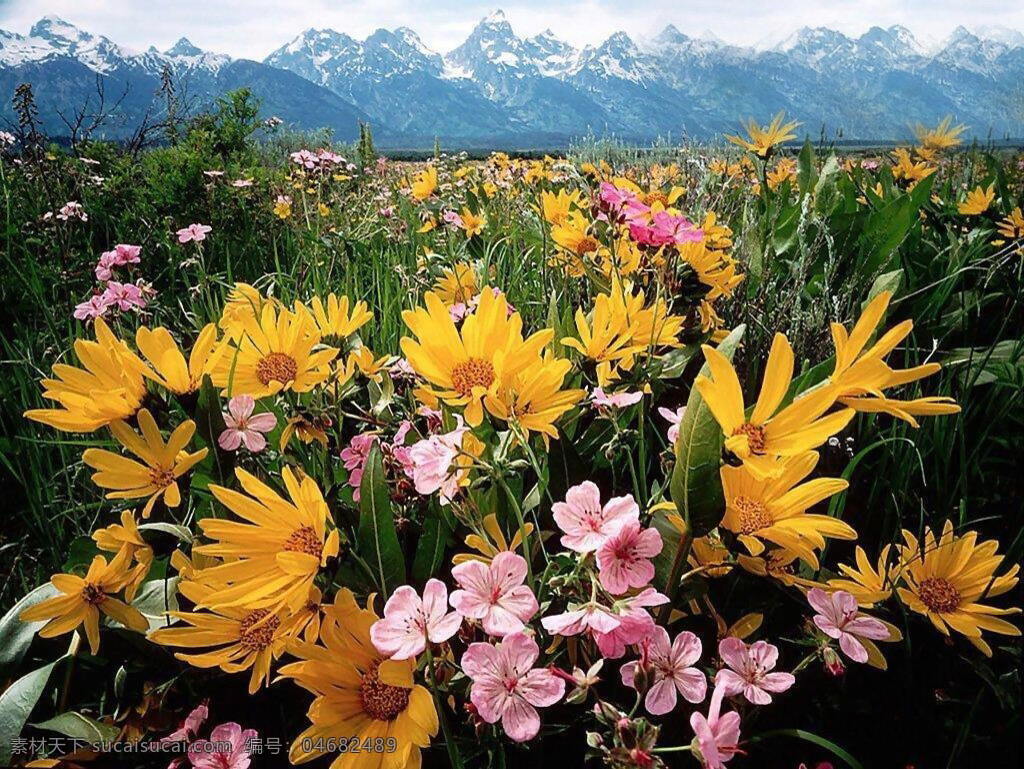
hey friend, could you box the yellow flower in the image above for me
[410,166,438,201]
[696,333,854,477]
[957,183,996,216]
[561,289,640,365]
[827,545,897,607]
[302,293,373,342]
[400,288,552,426]
[993,206,1024,252]
[280,413,331,451]
[736,548,825,590]
[721,452,855,569]
[20,548,147,655]
[25,317,148,432]
[273,197,292,219]
[218,283,277,341]
[135,324,226,395]
[149,579,296,694]
[540,189,583,226]
[890,148,936,186]
[726,112,800,157]
[484,353,585,439]
[460,207,486,237]
[92,510,153,601]
[213,303,338,397]
[433,263,478,305]
[348,345,391,381]
[912,116,967,152]
[279,589,438,769]
[82,409,208,518]
[829,291,960,426]
[551,213,601,275]
[896,520,1020,656]
[453,513,533,566]
[191,467,339,614]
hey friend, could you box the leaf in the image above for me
[865,269,903,307]
[748,729,864,769]
[0,583,59,672]
[0,657,64,765]
[32,711,119,743]
[357,444,405,594]
[412,502,455,583]
[131,577,180,632]
[138,522,194,543]
[657,342,702,380]
[62,536,101,573]
[796,139,817,196]
[656,325,744,593]
[193,374,234,485]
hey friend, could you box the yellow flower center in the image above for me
[256,352,299,386]
[80,583,107,605]
[732,422,767,454]
[451,357,495,397]
[360,661,411,721]
[733,495,773,534]
[149,466,176,489]
[283,526,324,559]
[238,609,280,652]
[575,235,599,255]
[918,577,961,614]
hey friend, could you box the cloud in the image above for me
[0,0,1021,58]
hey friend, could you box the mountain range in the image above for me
[1,12,1022,147]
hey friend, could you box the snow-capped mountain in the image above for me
[1,12,1022,146]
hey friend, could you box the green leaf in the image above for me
[62,536,101,573]
[796,139,817,196]
[32,711,119,743]
[747,728,864,769]
[0,583,59,672]
[0,657,64,765]
[865,269,903,307]
[357,443,405,594]
[131,577,180,632]
[138,522,194,543]
[193,373,234,485]
[412,502,455,583]
[656,325,744,593]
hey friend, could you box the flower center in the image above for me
[283,525,324,559]
[80,583,106,605]
[450,357,495,397]
[918,577,961,614]
[732,422,767,454]
[149,466,176,489]
[575,235,599,255]
[256,352,299,386]
[733,495,773,534]
[238,609,280,652]
[360,661,411,721]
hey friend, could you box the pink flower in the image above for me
[218,395,277,452]
[552,481,639,553]
[658,406,685,444]
[340,433,377,500]
[596,521,663,595]
[541,602,621,638]
[370,579,462,660]
[74,293,110,321]
[621,628,706,714]
[405,421,470,504]
[161,702,208,743]
[101,281,147,311]
[442,209,463,227]
[591,387,644,409]
[188,722,257,769]
[629,210,703,248]
[592,588,667,658]
[715,637,795,705]
[56,201,87,221]
[94,251,119,281]
[689,682,742,769]
[461,632,565,742]
[177,223,212,243]
[807,588,890,664]
[451,551,539,637]
[112,243,142,264]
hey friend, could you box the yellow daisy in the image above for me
[213,303,338,397]
[25,317,149,432]
[484,353,585,439]
[726,112,800,157]
[135,323,226,395]
[279,588,438,769]
[721,452,855,568]
[400,288,552,426]
[92,510,153,601]
[696,333,854,477]
[433,263,478,305]
[957,184,996,216]
[896,521,1020,656]
[302,293,373,342]
[193,466,340,613]
[827,545,897,607]
[20,548,148,655]
[410,166,438,201]
[453,513,533,566]
[82,409,208,518]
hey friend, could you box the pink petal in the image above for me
[421,578,449,622]
[383,585,421,619]
[839,632,869,663]
[461,641,502,679]
[450,589,491,619]
[491,551,528,594]
[497,585,539,623]
[218,430,243,451]
[747,640,779,671]
[240,431,267,453]
[759,672,795,693]
[518,668,564,707]
[645,677,679,715]
[501,697,540,742]
[743,683,773,705]
[714,668,747,697]
[246,413,277,432]
[427,610,463,644]
[501,632,539,676]
[813,614,843,639]
[674,667,708,704]
[845,616,891,640]
[470,678,510,724]
[671,630,702,667]
[228,395,254,421]
[717,637,749,671]
[452,559,491,596]
[620,661,638,688]
[482,604,526,637]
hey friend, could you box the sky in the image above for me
[0,0,1022,59]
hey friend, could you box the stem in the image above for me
[657,522,694,624]
[425,646,463,769]
[58,630,82,713]
[496,472,535,585]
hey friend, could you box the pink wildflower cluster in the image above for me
[596,181,703,247]
[289,148,353,171]
[161,703,257,769]
[74,243,152,321]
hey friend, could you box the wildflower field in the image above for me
[0,106,1021,769]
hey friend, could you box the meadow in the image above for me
[0,96,1021,768]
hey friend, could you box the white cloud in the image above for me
[0,0,1021,58]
